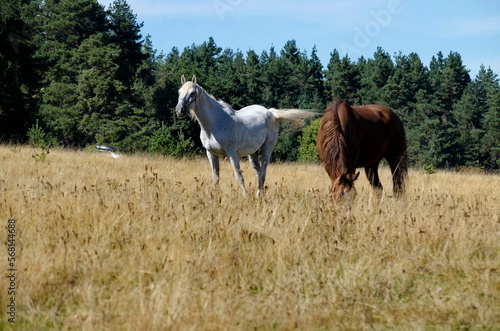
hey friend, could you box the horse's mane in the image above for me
[190,84,235,119]
[317,101,354,177]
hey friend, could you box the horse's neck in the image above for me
[193,89,228,132]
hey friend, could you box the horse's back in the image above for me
[355,105,405,143]
[328,102,404,166]
[234,105,279,137]
[351,104,406,161]
[228,105,278,157]
[352,104,395,126]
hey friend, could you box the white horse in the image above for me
[175,75,318,196]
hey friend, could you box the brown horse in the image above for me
[317,100,408,200]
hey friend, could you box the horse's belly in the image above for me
[355,138,389,167]
[236,127,269,156]
[201,134,266,158]
[200,135,225,157]
[236,145,261,157]
[356,155,382,167]
[206,146,225,158]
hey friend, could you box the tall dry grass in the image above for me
[0,145,499,330]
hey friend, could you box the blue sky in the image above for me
[99,0,500,77]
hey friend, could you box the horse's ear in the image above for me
[192,75,197,85]
[341,172,360,184]
[352,171,360,181]
[181,75,186,85]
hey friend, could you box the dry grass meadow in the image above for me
[0,145,499,330]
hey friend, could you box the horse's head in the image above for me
[175,75,198,118]
[331,171,360,200]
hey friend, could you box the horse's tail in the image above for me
[391,149,408,198]
[392,118,409,197]
[387,114,408,196]
[269,108,318,126]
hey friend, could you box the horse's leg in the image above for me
[248,151,262,195]
[365,163,383,197]
[227,151,247,196]
[257,144,275,197]
[206,150,220,186]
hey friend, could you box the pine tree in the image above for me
[196,37,222,85]
[480,68,500,169]
[150,46,202,156]
[35,0,154,149]
[379,52,429,112]
[442,52,470,166]
[260,46,280,107]
[133,35,157,118]
[229,50,246,108]
[0,0,39,140]
[359,47,394,104]
[325,50,361,105]
[449,66,500,167]
[107,0,146,89]
[242,49,263,105]
[429,52,470,113]
[212,48,236,103]
[451,83,483,166]
[429,51,445,93]
[279,40,302,108]
[36,0,109,145]
[307,46,327,109]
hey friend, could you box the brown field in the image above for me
[0,145,499,330]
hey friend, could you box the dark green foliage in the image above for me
[148,121,199,158]
[107,0,146,89]
[27,120,54,162]
[452,84,484,166]
[326,50,361,105]
[32,0,155,149]
[0,0,499,169]
[479,69,500,169]
[0,0,39,140]
[359,47,395,104]
[27,120,53,151]
[272,126,301,162]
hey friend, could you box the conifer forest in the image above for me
[1,0,499,169]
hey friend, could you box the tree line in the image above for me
[1,0,499,169]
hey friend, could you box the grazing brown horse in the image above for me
[317,100,408,200]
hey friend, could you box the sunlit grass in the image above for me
[0,146,498,330]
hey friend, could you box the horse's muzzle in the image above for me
[175,102,188,118]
